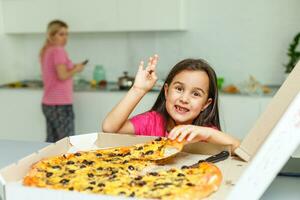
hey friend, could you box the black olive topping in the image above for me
[97,183,105,187]
[96,153,102,157]
[129,192,135,197]
[60,179,69,184]
[128,165,135,170]
[46,172,53,177]
[134,176,143,180]
[181,165,190,169]
[87,173,94,178]
[186,183,195,187]
[145,150,154,155]
[66,161,75,165]
[148,172,159,176]
[82,159,94,165]
[89,181,96,185]
[85,186,93,190]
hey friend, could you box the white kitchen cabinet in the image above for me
[1,0,186,33]
[219,95,263,140]
[58,0,118,32]
[117,0,185,31]
[0,89,46,141]
[1,0,59,34]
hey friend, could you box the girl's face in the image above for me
[50,27,68,46]
[164,70,212,125]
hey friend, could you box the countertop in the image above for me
[0,139,299,200]
[0,80,280,97]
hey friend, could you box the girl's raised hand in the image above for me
[168,125,212,144]
[133,54,159,93]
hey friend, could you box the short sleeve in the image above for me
[129,111,166,137]
[130,112,151,136]
[52,47,67,66]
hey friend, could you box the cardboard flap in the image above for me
[69,133,99,152]
[235,61,300,161]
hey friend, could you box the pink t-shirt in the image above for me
[130,111,219,137]
[130,111,168,137]
[41,46,74,105]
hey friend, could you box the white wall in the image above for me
[0,1,24,84]
[1,0,300,85]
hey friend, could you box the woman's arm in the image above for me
[102,55,159,134]
[168,125,240,153]
[56,63,84,80]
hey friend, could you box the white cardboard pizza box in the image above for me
[0,61,300,200]
[0,132,233,200]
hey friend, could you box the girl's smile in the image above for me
[174,104,190,114]
[164,70,212,125]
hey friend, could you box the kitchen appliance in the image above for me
[118,71,134,90]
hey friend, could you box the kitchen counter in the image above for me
[0,80,279,96]
[0,139,299,200]
[0,80,162,93]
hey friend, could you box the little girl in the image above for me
[102,55,240,152]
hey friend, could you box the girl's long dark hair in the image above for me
[151,58,221,130]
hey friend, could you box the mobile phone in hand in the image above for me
[82,59,89,65]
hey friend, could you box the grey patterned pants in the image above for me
[42,104,75,142]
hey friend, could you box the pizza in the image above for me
[23,137,222,199]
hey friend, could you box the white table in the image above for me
[0,140,299,200]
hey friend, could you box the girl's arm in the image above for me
[168,125,240,153]
[102,55,159,134]
[56,63,84,80]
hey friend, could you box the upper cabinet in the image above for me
[1,0,186,34]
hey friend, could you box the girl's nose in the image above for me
[179,93,189,104]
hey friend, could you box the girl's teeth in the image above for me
[176,106,188,112]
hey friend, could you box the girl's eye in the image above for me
[193,92,201,97]
[175,86,183,92]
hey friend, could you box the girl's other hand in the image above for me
[168,125,211,144]
[133,54,159,93]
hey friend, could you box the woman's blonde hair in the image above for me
[40,20,68,60]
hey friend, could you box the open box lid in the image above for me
[235,61,300,161]
[228,61,300,199]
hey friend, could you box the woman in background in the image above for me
[40,20,86,142]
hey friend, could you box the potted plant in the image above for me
[285,32,300,74]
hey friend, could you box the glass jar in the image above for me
[93,65,106,83]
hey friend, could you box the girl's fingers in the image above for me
[146,57,153,70]
[151,54,159,65]
[177,126,193,141]
[187,131,199,142]
[138,61,144,72]
[168,127,180,140]
[169,125,186,140]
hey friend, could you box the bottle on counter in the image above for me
[93,65,107,88]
